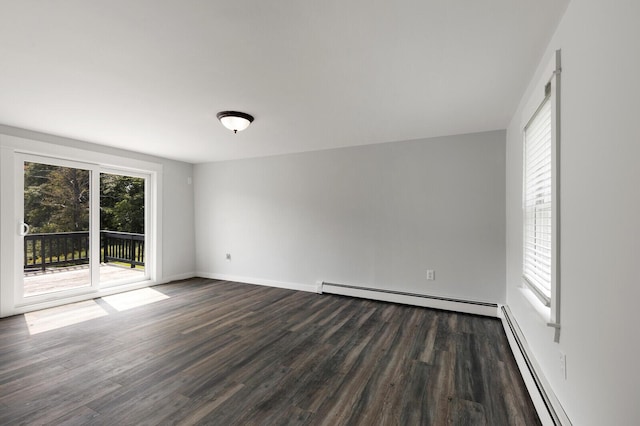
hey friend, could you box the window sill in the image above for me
[519,286,551,324]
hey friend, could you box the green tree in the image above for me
[24,162,90,233]
[23,163,144,235]
[100,174,145,233]
[24,162,55,232]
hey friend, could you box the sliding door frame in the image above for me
[0,133,163,317]
[15,153,101,306]
[99,167,153,289]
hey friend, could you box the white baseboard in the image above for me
[320,282,499,317]
[499,305,572,426]
[196,272,317,293]
[159,272,197,284]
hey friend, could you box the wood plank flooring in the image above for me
[0,278,540,425]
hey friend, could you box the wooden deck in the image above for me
[24,264,145,296]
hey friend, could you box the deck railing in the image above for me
[101,231,145,268]
[23,231,144,272]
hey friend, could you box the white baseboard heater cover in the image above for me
[500,305,572,426]
[320,282,499,317]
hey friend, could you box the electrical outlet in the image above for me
[426,270,435,280]
[559,351,567,380]
[225,253,231,261]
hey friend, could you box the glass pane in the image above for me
[99,173,146,284]
[23,162,91,296]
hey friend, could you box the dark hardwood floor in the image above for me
[0,278,540,425]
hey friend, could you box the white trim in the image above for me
[150,168,162,283]
[194,276,498,317]
[197,272,317,293]
[99,167,155,286]
[0,146,16,316]
[499,305,572,426]
[0,133,163,173]
[321,283,499,317]
[549,49,561,333]
[4,279,155,317]
[160,272,197,283]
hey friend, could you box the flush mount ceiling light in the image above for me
[216,111,254,133]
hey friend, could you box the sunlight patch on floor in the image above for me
[25,300,108,335]
[102,287,169,311]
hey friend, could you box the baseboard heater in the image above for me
[500,305,571,426]
[319,282,499,317]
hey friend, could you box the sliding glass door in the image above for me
[99,171,147,286]
[16,154,151,304]
[22,159,93,297]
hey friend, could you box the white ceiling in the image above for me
[0,1,568,164]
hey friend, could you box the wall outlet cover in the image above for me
[559,351,567,380]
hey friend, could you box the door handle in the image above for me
[19,222,30,236]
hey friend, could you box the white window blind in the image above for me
[523,97,552,304]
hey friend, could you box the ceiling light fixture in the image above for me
[216,111,254,133]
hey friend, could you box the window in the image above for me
[522,49,560,321]
[523,91,553,306]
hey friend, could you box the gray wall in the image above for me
[505,1,640,424]
[195,130,505,303]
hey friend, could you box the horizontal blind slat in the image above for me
[523,96,553,299]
